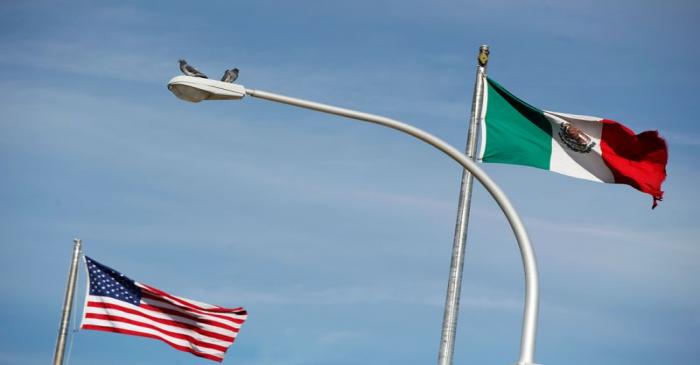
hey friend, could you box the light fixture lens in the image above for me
[168,83,210,103]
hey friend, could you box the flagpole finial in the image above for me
[478,45,490,67]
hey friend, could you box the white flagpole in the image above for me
[437,45,489,365]
[52,239,82,365]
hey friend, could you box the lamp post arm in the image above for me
[245,88,540,365]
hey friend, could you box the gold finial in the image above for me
[478,45,489,67]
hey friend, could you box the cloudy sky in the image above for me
[1,1,698,364]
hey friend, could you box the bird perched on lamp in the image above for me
[221,68,239,83]
[178,59,208,78]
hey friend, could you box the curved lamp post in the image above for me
[168,75,540,365]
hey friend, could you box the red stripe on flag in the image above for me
[84,313,230,351]
[81,324,225,362]
[137,299,242,331]
[141,284,246,314]
[600,119,668,208]
[141,292,246,325]
[86,301,237,341]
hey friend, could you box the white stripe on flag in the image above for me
[85,295,240,337]
[84,300,236,347]
[81,318,226,358]
[140,295,246,324]
[477,73,489,161]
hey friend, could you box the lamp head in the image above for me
[168,75,246,103]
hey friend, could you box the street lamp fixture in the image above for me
[168,75,246,102]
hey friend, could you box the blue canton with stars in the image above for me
[85,256,142,306]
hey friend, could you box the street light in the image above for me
[167,75,541,365]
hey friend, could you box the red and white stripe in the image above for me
[81,283,247,362]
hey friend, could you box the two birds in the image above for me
[178,59,238,83]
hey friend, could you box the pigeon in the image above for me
[178,59,208,78]
[220,68,239,83]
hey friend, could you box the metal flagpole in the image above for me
[52,238,82,365]
[437,45,489,365]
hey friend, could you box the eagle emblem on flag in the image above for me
[558,122,596,153]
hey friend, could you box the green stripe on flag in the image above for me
[483,77,553,169]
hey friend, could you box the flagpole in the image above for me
[436,45,489,365]
[52,238,82,365]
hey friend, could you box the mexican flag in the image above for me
[478,77,668,207]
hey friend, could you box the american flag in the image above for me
[80,256,247,362]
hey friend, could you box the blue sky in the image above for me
[1,1,699,364]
